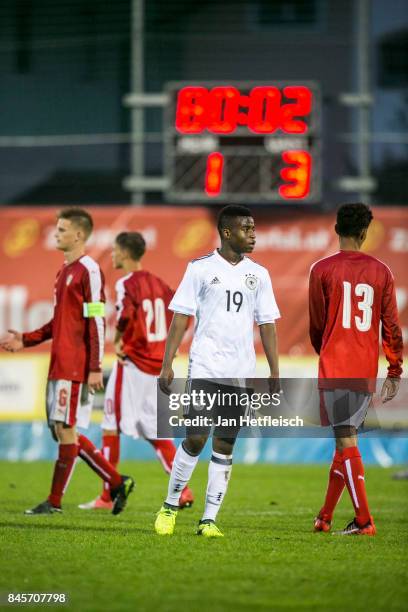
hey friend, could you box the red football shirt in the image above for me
[116,270,174,375]
[23,255,105,382]
[309,250,403,390]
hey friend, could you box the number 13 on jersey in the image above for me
[342,281,374,331]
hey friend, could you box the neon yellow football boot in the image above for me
[196,521,224,538]
[154,505,178,535]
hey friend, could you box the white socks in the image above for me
[202,451,233,522]
[165,443,199,507]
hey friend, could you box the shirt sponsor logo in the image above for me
[245,274,258,290]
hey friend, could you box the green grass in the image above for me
[0,461,407,611]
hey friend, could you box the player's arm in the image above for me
[159,313,190,394]
[259,322,280,394]
[159,262,199,394]
[380,270,403,403]
[83,266,105,392]
[0,320,53,352]
[115,281,136,364]
[308,266,325,355]
[255,271,281,392]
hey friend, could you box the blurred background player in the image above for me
[0,208,134,515]
[155,205,280,537]
[79,231,194,510]
[309,203,403,536]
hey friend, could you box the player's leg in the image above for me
[335,426,375,535]
[25,381,79,514]
[155,433,207,535]
[330,391,375,535]
[100,429,121,504]
[197,436,235,538]
[314,390,345,531]
[74,373,133,515]
[314,447,345,532]
[148,438,194,508]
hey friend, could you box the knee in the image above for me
[213,437,236,455]
[183,436,207,456]
[55,423,76,445]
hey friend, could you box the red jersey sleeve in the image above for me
[381,269,403,378]
[309,265,326,355]
[116,278,136,333]
[82,264,105,372]
[22,319,53,347]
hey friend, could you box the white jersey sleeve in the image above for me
[255,270,281,325]
[169,262,200,316]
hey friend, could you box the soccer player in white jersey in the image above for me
[154,205,281,537]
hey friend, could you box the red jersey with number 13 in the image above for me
[309,250,403,390]
[116,270,174,375]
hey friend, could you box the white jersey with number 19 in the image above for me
[169,249,280,379]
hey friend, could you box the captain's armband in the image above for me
[83,302,105,317]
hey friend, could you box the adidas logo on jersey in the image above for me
[210,277,221,285]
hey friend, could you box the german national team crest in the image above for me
[245,273,258,290]
[66,274,73,286]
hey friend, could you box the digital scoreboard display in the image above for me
[164,81,321,204]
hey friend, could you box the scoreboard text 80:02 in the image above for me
[164,81,321,204]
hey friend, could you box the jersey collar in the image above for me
[214,249,246,267]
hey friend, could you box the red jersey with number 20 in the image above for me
[309,250,403,390]
[22,255,105,382]
[116,270,174,375]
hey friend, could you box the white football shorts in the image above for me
[46,379,93,428]
[102,360,158,439]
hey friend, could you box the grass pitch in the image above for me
[0,460,407,611]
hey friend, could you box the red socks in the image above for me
[149,439,176,474]
[321,446,372,526]
[320,449,345,522]
[77,434,122,490]
[342,446,371,526]
[100,434,121,502]
[48,443,78,508]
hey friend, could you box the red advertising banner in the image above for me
[0,206,407,356]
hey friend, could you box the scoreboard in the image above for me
[164,81,321,204]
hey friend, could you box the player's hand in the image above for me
[159,366,174,396]
[0,329,24,352]
[381,377,400,403]
[88,371,104,393]
[268,375,281,396]
[115,338,127,365]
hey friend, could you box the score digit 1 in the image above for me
[205,152,224,196]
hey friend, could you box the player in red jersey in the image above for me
[79,232,194,510]
[309,203,403,535]
[0,208,134,515]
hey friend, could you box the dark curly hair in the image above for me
[335,203,373,238]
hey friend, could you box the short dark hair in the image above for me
[57,207,93,239]
[335,203,373,238]
[217,205,253,236]
[115,231,146,260]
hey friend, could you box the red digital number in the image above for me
[280,86,312,134]
[247,87,281,133]
[207,87,240,134]
[175,87,208,133]
[279,151,311,198]
[205,152,224,196]
[175,85,313,135]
